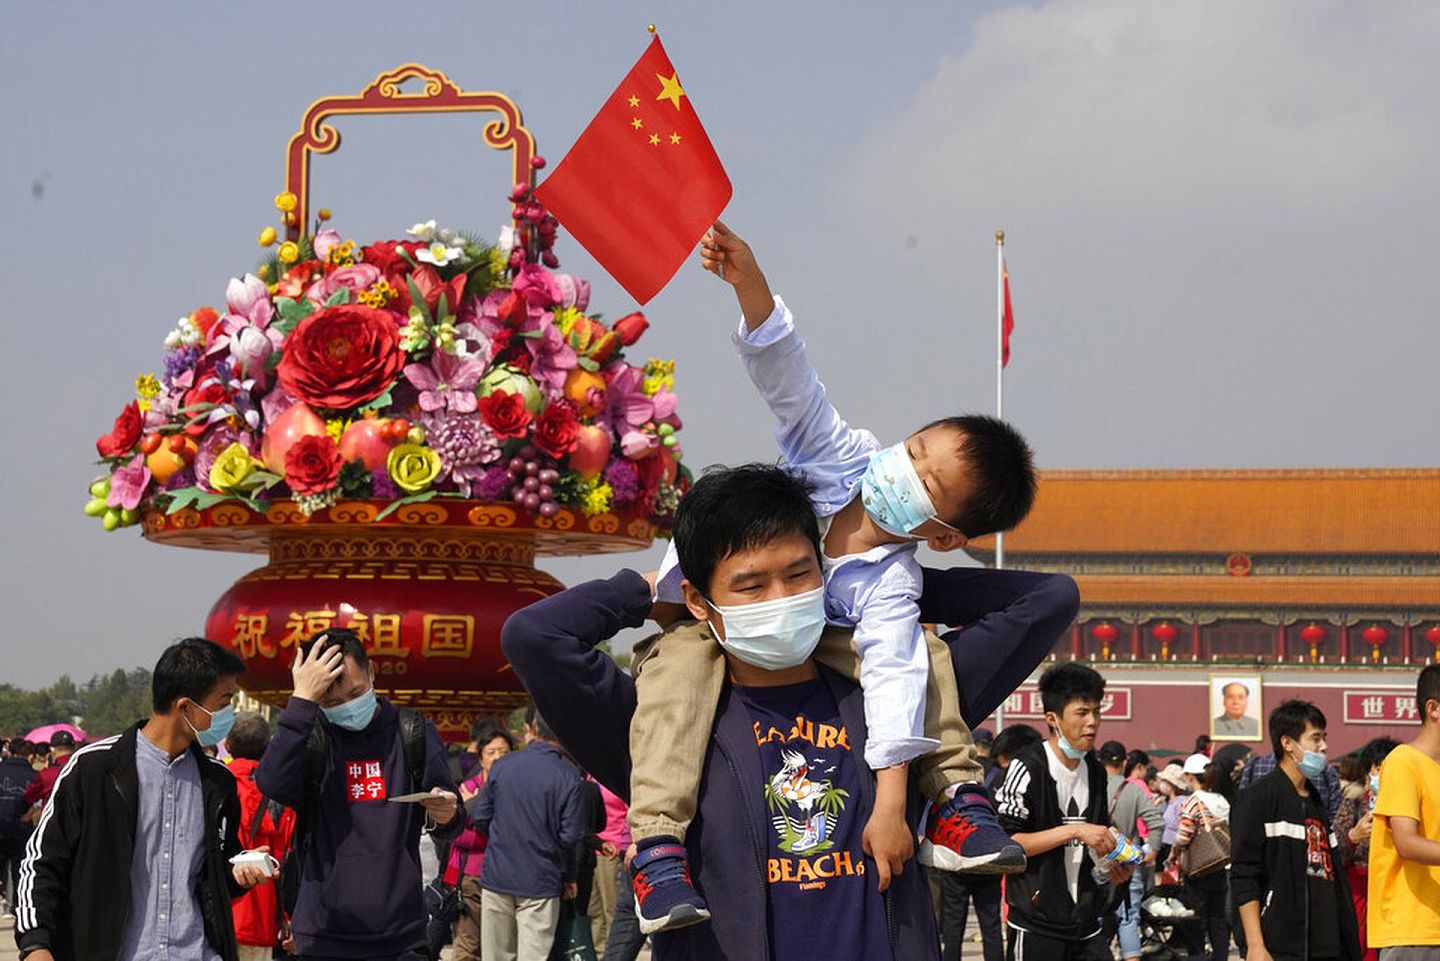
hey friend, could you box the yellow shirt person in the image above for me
[1368,743,1440,947]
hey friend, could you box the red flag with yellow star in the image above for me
[535,36,731,304]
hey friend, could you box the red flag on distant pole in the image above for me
[535,36,731,304]
[1001,251,1016,368]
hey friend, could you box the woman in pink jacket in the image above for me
[447,719,516,961]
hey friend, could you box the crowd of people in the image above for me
[3,222,1438,961]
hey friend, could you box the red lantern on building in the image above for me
[1362,624,1389,662]
[1093,621,1118,660]
[1425,625,1440,662]
[1152,621,1178,660]
[1300,622,1326,662]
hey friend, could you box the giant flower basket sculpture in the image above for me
[86,66,687,736]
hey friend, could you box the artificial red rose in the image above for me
[361,240,423,277]
[612,311,649,346]
[533,400,580,459]
[478,389,533,439]
[181,380,230,436]
[283,434,343,497]
[276,304,406,410]
[96,401,143,458]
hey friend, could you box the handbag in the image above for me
[1180,800,1231,879]
[548,902,598,961]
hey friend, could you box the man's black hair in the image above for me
[672,463,821,597]
[1269,699,1327,758]
[299,627,369,668]
[991,724,1043,763]
[151,637,246,714]
[1038,661,1106,717]
[1419,664,1440,719]
[1098,740,1127,765]
[524,704,558,743]
[227,712,271,761]
[7,739,31,759]
[920,414,1037,538]
[1359,736,1401,774]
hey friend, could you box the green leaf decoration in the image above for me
[406,276,433,325]
[276,296,314,323]
[325,288,350,307]
[164,488,234,515]
[576,356,600,373]
[359,390,393,413]
[436,293,450,321]
[374,489,438,521]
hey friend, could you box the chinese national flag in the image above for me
[535,37,731,304]
[1001,255,1016,368]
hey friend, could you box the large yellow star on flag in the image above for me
[656,72,686,110]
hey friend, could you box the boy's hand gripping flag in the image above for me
[535,36,731,304]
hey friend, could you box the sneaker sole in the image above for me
[917,840,1027,874]
[637,903,712,936]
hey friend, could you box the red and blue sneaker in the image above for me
[631,837,711,935]
[917,783,1027,874]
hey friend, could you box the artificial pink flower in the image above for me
[305,263,382,306]
[208,273,282,381]
[512,264,561,307]
[313,228,343,262]
[404,351,486,413]
[600,363,653,431]
[107,455,153,510]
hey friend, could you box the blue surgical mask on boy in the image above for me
[186,702,235,748]
[860,442,961,539]
[1295,747,1328,779]
[324,687,378,731]
[1057,732,1089,760]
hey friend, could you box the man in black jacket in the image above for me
[995,662,1130,961]
[13,637,271,961]
[1232,699,1360,961]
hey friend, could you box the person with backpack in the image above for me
[255,630,462,961]
[227,712,295,961]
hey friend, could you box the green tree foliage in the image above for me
[0,669,153,739]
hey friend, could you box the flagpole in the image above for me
[994,229,1006,736]
[995,230,1005,572]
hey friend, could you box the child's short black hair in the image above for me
[991,724,1043,763]
[151,637,245,714]
[1419,664,1440,720]
[1268,699,1327,757]
[226,712,271,760]
[673,463,822,597]
[1037,662,1106,717]
[922,415,1037,538]
[299,628,369,667]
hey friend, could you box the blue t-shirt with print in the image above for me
[732,678,893,961]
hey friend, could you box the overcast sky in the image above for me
[2,1,1435,688]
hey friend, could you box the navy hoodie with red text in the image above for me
[255,695,459,959]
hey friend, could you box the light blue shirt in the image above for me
[120,733,220,961]
[658,296,938,769]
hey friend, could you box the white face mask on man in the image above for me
[704,586,828,670]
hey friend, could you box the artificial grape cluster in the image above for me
[506,445,562,518]
[507,160,562,270]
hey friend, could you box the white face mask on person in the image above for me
[704,586,827,671]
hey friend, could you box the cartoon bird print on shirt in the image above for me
[764,748,850,854]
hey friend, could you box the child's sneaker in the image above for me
[917,783,1027,874]
[631,837,711,934]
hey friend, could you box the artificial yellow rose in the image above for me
[274,192,298,213]
[258,226,277,247]
[210,443,261,493]
[277,241,300,265]
[387,443,442,494]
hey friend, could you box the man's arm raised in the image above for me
[500,571,651,798]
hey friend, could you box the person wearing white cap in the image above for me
[1167,754,1233,961]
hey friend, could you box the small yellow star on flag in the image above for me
[656,72,686,110]
[669,132,682,145]
[627,95,640,107]
[649,133,661,146]
[632,117,644,130]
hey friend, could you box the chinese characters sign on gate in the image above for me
[1343,691,1421,725]
[1000,686,1132,721]
[228,607,476,668]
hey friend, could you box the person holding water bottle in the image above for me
[995,662,1138,961]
